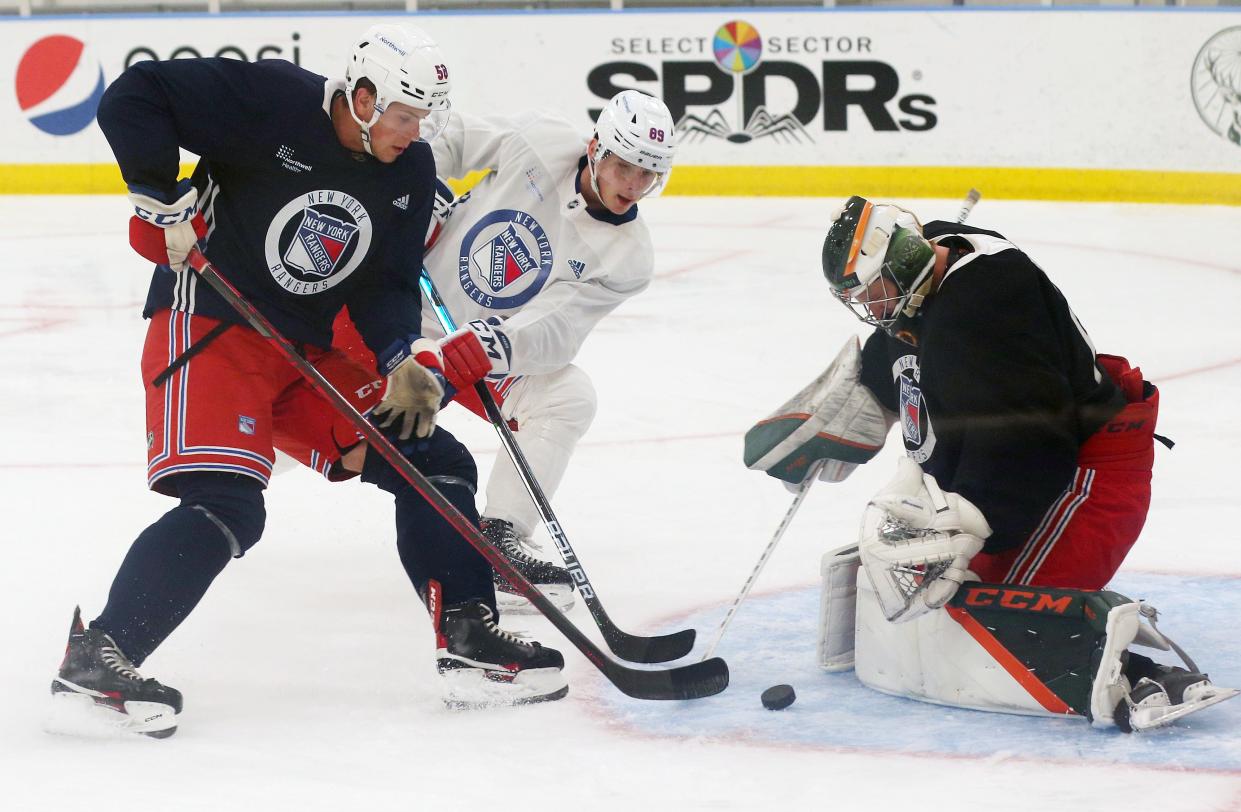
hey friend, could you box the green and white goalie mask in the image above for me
[821,196,936,338]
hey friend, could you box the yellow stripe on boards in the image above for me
[2,163,1238,206]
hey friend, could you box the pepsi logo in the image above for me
[16,35,105,136]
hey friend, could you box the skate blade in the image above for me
[440,666,569,710]
[495,584,575,615]
[45,690,179,739]
[1129,687,1239,732]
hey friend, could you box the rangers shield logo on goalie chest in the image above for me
[458,209,553,310]
[893,353,937,463]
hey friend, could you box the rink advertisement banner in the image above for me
[1,10,1240,203]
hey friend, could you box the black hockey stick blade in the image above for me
[605,655,729,701]
[601,621,696,664]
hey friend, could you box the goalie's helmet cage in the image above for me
[821,195,936,337]
[345,24,452,153]
[591,90,677,197]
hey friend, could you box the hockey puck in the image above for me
[761,684,796,710]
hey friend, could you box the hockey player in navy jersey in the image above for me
[413,90,677,613]
[49,25,566,738]
[744,196,1235,731]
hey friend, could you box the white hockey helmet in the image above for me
[590,90,677,197]
[345,24,452,152]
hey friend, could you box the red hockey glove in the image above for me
[127,180,207,273]
[439,318,512,392]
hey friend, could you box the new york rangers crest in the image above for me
[458,209,553,309]
[893,354,936,463]
[264,191,373,296]
[283,207,360,278]
[473,224,539,292]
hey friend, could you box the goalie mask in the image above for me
[821,196,936,338]
[589,90,677,199]
[345,24,452,153]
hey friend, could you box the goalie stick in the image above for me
[700,461,824,661]
[186,248,727,700]
[419,270,697,664]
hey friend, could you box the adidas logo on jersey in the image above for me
[568,259,586,278]
[393,194,410,210]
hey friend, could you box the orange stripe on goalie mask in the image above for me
[843,200,873,281]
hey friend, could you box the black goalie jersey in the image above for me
[858,221,1126,553]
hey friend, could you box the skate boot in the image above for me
[1114,654,1238,733]
[482,518,575,615]
[48,607,182,738]
[428,582,568,709]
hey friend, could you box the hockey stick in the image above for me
[957,188,981,224]
[419,270,697,664]
[186,248,727,700]
[700,461,824,662]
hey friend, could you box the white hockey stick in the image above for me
[700,461,825,662]
[957,188,981,223]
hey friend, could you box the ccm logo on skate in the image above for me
[963,587,1073,614]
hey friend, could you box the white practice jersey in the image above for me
[425,110,654,376]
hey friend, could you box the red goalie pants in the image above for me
[142,309,384,495]
[969,355,1158,590]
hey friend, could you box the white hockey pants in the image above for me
[483,364,597,537]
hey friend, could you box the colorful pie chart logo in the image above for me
[713,20,762,75]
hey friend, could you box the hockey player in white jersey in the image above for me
[415,90,677,613]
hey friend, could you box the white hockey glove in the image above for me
[373,338,446,441]
[744,336,896,490]
[859,456,991,623]
[126,180,207,273]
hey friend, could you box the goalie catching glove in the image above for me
[860,456,991,622]
[744,336,894,489]
[126,179,207,273]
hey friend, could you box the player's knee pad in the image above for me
[512,365,597,436]
[361,427,478,496]
[173,472,266,557]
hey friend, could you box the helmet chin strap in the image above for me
[345,94,380,157]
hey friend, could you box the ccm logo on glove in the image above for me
[127,179,207,273]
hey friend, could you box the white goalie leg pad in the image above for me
[854,574,1076,718]
[818,543,861,671]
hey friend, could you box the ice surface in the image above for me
[2,195,1240,811]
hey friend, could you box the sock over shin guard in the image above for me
[93,473,266,666]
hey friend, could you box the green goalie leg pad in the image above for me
[948,583,1134,716]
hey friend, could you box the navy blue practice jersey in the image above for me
[858,221,1126,553]
[97,58,434,360]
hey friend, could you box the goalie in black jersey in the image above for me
[744,196,1235,732]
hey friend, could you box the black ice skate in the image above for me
[48,607,182,739]
[428,582,568,709]
[482,518,575,615]
[1114,653,1238,733]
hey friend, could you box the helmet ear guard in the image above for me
[821,196,935,337]
[345,24,452,153]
